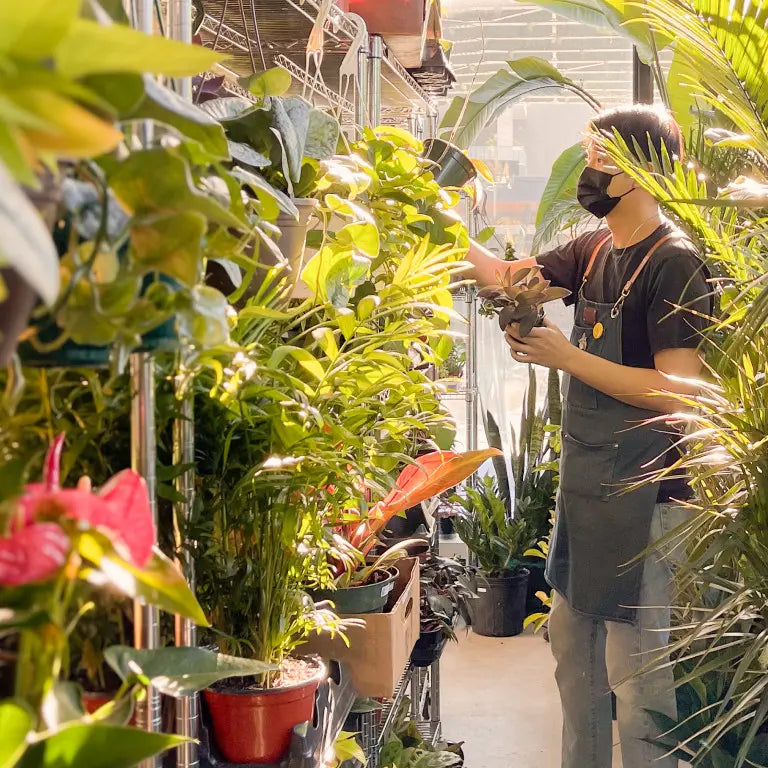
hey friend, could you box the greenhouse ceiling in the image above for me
[442,0,636,107]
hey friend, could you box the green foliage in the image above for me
[512,366,561,543]
[532,143,591,256]
[190,126,471,671]
[453,477,538,576]
[419,555,477,639]
[0,0,225,326]
[380,698,463,768]
[439,57,601,151]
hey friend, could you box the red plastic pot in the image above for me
[203,657,326,764]
[81,691,137,725]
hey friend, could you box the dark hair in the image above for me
[590,104,684,163]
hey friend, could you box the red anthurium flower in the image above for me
[0,435,155,587]
[0,523,71,586]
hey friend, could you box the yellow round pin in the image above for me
[592,321,604,340]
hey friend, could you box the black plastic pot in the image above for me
[438,516,454,536]
[383,502,427,538]
[521,556,550,616]
[422,139,476,188]
[411,628,448,668]
[470,569,530,637]
[310,568,397,614]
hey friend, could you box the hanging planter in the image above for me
[422,139,477,188]
[203,656,327,765]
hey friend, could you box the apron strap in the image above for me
[610,233,677,318]
[579,233,612,292]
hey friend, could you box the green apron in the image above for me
[545,232,676,623]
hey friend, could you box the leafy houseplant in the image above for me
[427,57,601,188]
[512,366,561,617]
[0,0,247,369]
[380,697,464,768]
[0,436,273,768]
[478,264,571,335]
[453,476,538,637]
[411,555,476,668]
[202,74,340,283]
[313,450,498,614]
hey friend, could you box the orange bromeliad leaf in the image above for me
[350,448,501,550]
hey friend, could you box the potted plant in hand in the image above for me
[453,476,538,637]
[478,265,570,336]
[411,554,476,667]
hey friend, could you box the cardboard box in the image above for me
[301,558,420,699]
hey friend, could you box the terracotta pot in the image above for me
[81,691,137,725]
[204,656,326,764]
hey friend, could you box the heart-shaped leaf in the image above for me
[0,699,33,768]
[17,722,187,768]
[104,646,276,697]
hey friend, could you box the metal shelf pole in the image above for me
[173,394,199,768]
[357,42,370,133]
[369,34,383,127]
[130,352,161,768]
[168,0,193,99]
[466,287,478,453]
[165,1,198,761]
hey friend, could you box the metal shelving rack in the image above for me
[198,0,438,130]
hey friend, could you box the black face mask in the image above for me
[577,167,634,218]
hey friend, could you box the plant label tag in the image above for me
[477,587,487,593]
[381,582,395,598]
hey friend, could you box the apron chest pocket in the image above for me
[560,433,619,502]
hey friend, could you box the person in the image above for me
[465,105,712,768]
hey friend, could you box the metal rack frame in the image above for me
[198,0,437,131]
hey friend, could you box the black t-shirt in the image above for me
[536,222,712,502]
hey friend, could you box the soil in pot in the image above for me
[422,139,477,188]
[204,656,326,765]
[470,568,530,638]
[310,567,397,614]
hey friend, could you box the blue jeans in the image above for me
[549,503,686,768]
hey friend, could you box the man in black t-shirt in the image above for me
[466,105,709,768]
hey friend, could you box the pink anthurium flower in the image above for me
[0,434,155,587]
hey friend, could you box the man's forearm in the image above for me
[466,239,536,287]
[564,348,700,413]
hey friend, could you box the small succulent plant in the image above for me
[478,266,571,335]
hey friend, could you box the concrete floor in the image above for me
[440,629,625,768]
